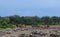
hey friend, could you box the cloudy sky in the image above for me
[0,0,60,17]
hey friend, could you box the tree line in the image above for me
[0,15,60,28]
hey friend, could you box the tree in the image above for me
[41,16,50,25]
[50,16,59,25]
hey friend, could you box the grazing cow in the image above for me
[16,24,26,28]
[32,24,49,29]
[44,24,49,29]
[37,24,44,28]
[37,24,49,29]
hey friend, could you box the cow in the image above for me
[32,24,49,29]
[16,24,26,28]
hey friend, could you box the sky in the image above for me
[0,0,60,17]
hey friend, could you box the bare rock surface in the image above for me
[0,25,60,37]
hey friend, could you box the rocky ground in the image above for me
[0,25,60,37]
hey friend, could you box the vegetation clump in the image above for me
[0,15,60,28]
